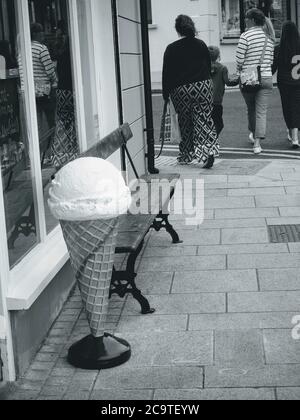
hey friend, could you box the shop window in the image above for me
[0,0,83,268]
[25,0,80,235]
[221,0,291,40]
[221,0,242,38]
[0,0,38,268]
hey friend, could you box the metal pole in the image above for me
[140,0,159,174]
[111,0,126,172]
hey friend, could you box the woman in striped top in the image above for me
[236,8,274,154]
[30,23,57,134]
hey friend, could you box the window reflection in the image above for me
[222,0,241,38]
[27,0,79,234]
[0,0,38,268]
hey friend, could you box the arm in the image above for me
[222,66,239,87]
[162,46,171,102]
[40,46,57,85]
[202,42,212,75]
[272,45,279,75]
[236,35,248,72]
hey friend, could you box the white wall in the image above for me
[149,0,220,83]
[90,0,122,170]
[117,0,147,179]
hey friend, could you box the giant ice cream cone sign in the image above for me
[48,157,132,370]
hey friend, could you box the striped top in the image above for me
[31,41,57,95]
[236,27,274,78]
[19,41,57,95]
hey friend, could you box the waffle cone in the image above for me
[60,218,119,337]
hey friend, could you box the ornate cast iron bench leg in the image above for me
[110,240,155,315]
[152,212,182,244]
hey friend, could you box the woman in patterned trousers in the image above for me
[162,15,218,168]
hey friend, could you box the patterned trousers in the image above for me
[51,89,79,168]
[171,80,219,163]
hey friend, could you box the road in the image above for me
[153,87,300,160]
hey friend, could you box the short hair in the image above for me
[30,23,44,37]
[208,46,220,62]
[246,8,266,26]
[175,15,196,38]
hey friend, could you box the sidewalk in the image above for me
[3,157,300,400]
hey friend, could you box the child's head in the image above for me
[208,46,220,63]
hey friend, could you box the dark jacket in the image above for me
[211,62,239,105]
[162,37,211,101]
[272,44,300,86]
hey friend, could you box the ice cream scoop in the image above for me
[48,157,131,221]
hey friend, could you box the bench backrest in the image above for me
[81,123,133,160]
[80,123,139,179]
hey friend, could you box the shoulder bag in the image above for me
[240,36,268,93]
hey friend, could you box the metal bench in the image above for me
[82,123,182,315]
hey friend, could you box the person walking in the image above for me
[272,21,300,149]
[30,23,58,132]
[236,8,274,154]
[209,46,239,137]
[162,15,218,169]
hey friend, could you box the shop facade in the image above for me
[0,0,147,381]
[149,0,300,84]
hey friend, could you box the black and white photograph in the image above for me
[1,0,300,404]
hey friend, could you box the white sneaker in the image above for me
[249,133,255,144]
[292,139,300,149]
[253,145,262,154]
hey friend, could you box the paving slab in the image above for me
[263,329,300,364]
[215,208,279,219]
[123,293,226,315]
[169,209,214,221]
[147,229,221,247]
[198,218,267,230]
[153,388,275,401]
[258,268,300,291]
[228,187,286,196]
[267,217,300,225]
[138,255,226,272]
[189,312,300,331]
[114,331,213,367]
[276,388,300,400]
[135,272,173,295]
[205,196,255,210]
[94,366,204,390]
[221,227,269,245]
[288,243,300,254]
[228,254,300,270]
[280,207,300,217]
[91,389,153,400]
[197,243,288,256]
[228,291,300,313]
[117,315,188,333]
[205,365,300,388]
[143,246,197,258]
[256,194,300,208]
[214,330,265,367]
[172,270,258,293]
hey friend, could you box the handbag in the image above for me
[240,36,268,93]
[170,100,182,145]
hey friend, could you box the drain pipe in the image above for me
[140,0,159,174]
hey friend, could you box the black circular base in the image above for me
[67,333,131,370]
